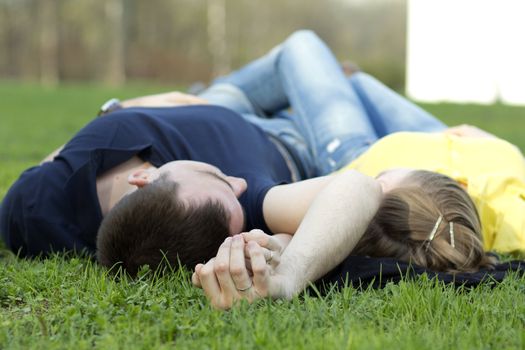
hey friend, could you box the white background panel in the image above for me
[406,0,525,105]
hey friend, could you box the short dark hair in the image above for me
[96,176,230,277]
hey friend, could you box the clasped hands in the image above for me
[192,229,291,310]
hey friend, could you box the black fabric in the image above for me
[316,255,525,293]
[0,105,292,257]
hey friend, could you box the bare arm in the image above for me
[267,170,382,298]
[120,91,207,108]
[194,170,383,308]
[40,91,207,164]
[262,175,337,234]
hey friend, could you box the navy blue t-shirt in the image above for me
[0,105,292,256]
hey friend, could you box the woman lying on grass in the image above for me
[192,125,525,310]
[191,138,514,308]
[191,168,499,309]
[191,31,524,309]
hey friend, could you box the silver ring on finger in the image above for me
[236,280,253,292]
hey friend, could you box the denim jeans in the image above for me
[200,30,447,177]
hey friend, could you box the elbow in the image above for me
[339,169,382,199]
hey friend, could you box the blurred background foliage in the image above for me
[0,0,406,89]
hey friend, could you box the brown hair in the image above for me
[353,170,497,272]
[96,176,230,277]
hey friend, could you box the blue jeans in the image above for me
[200,30,446,177]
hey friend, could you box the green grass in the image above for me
[421,102,525,151]
[1,81,525,349]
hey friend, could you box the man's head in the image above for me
[354,169,497,272]
[128,161,247,234]
[97,161,247,276]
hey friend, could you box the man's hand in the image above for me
[120,91,207,108]
[192,234,292,310]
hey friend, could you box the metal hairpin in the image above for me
[449,222,455,248]
[425,215,443,251]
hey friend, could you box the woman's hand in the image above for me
[242,230,292,269]
[120,91,207,108]
[191,234,292,310]
[444,124,498,139]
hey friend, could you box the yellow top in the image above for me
[342,132,525,253]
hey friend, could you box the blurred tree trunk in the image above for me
[8,1,35,80]
[38,0,59,86]
[0,5,7,77]
[104,0,126,85]
[207,0,230,76]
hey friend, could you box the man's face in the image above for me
[129,161,247,234]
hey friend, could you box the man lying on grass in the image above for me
[2,31,387,273]
[1,31,518,308]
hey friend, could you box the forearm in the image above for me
[263,175,336,234]
[41,92,205,164]
[120,91,207,108]
[273,170,382,298]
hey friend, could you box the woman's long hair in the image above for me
[353,170,497,272]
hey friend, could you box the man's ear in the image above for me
[128,168,157,188]
[227,176,248,198]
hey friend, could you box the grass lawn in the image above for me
[1,81,524,349]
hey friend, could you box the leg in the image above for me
[203,30,379,175]
[198,83,261,116]
[215,30,378,175]
[199,84,316,180]
[204,46,289,117]
[349,73,447,136]
[275,31,378,175]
